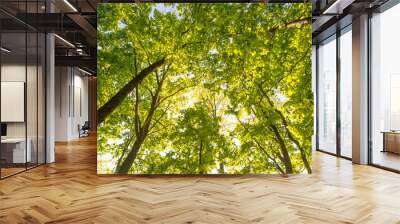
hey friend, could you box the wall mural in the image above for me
[97,3,312,174]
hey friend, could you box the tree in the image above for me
[97,3,312,174]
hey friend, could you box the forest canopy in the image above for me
[97,3,312,174]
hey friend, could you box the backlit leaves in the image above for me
[97,3,312,174]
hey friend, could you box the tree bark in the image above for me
[259,86,312,174]
[115,138,144,174]
[98,57,165,124]
[199,139,203,174]
[218,162,224,174]
[267,17,311,33]
[237,117,286,174]
[250,106,293,173]
[253,139,285,174]
[115,71,167,173]
[269,124,293,173]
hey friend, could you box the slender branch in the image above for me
[157,84,193,106]
[134,87,141,137]
[132,46,138,75]
[141,69,167,137]
[286,17,311,28]
[144,85,154,99]
[148,102,173,132]
[267,17,311,33]
[116,134,135,170]
[180,41,203,49]
[155,70,160,85]
[148,121,174,136]
[268,48,311,91]
[253,139,285,174]
[136,37,152,65]
[236,117,285,174]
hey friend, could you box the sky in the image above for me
[150,4,179,18]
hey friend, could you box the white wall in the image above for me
[55,67,89,141]
[71,72,89,138]
[1,65,26,139]
[55,66,69,141]
[1,65,41,136]
[1,63,46,164]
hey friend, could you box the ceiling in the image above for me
[0,0,98,74]
[312,0,390,43]
[4,0,389,73]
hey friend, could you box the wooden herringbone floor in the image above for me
[1,136,400,224]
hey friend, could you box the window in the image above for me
[317,35,337,154]
[0,2,47,179]
[370,3,400,171]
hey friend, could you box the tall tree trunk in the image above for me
[252,106,293,173]
[270,124,293,173]
[116,138,144,173]
[98,57,165,124]
[115,97,159,173]
[199,139,203,174]
[259,86,312,174]
[218,162,224,174]
[279,114,312,173]
[115,72,167,173]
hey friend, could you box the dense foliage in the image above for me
[97,3,312,174]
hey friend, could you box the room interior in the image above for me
[369,4,400,171]
[0,0,400,222]
[313,0,400,172]
[0,0,96,179]
[0,29,46,178]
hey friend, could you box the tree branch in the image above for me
[267,17,311,33]
[98,57,165,124]
[157,84,193,107]
[134,87,141,137]
[116,134,135,170]
[257,83,312,174]
[249,106,293,173]
[148,102,173,132]
[236,117,285,174]
[253,139,285,174]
